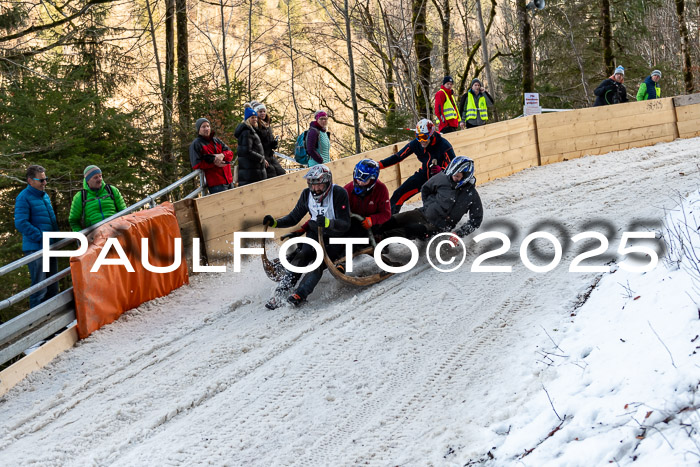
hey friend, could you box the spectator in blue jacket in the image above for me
[14,165,60,308]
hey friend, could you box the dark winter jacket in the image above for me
[255,117,285,178]
[636,76,661,101]
[189,133,235,187]
[458,85,494,126]
[276,185,350,240]
[235,122,267,185]
[68,179,127,231]
[306,121,331,165]
[255,116,278,161]
[379,133,456,180]
[343,180,392,227]
[420,172,483,234]
[593,78,628,106]
[14,185,59,251]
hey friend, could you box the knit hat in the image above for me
[254,103,267,113]
[244,106,258,121]
[443,76,454,85]
[195,118,210,134]
[84,165,102,181]
[470,78,482,87]
[651,69,662,78]
[614,65,625,75]
[314,110,328,121]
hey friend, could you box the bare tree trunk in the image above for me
[674,0,695,93]
[144,0,171,165]
[344,0,361,154]
[475,0,498,121]
[176,0,191,149]
[431,0,450,77]
[286,0,300,135]
[600,0,614,75]
[164,0,175,165]
[220,0,230,98]
[248,0,253,101]
[516,0,534,94]
[413,0,433,117]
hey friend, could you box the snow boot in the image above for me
[265,295,284,310]
[287,293,305,307]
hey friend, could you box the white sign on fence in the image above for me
[524,92,542,116]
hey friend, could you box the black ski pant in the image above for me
[390,171,428,214]
[276,236,344,299]
[376,209,438,241]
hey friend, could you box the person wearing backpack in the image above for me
[69,165,127,231]
[306,110,331,166]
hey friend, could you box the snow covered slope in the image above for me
[0,139,698,466]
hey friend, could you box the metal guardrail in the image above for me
[0,170,206,366]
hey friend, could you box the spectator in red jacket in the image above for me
[434,76,462,133]
[343,159,391,239]
[189,118,235,194]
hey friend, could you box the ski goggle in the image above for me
[416,133,429,142]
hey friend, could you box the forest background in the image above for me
[0,0,698,321]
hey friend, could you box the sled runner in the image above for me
[316,218,398,287]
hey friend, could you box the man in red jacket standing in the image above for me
[189,117,235,194]
[434,76,463,133]
[343,159,391,239]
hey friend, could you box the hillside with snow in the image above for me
[0,138,699,466]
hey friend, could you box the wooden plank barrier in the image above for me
[443,116,540,183]
[673,93,700,139]
[535,98,678,165]
[196,143,400,262]
[190,94,699,263]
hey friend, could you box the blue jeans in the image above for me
[208,183,233,194]
[25,251,59,309]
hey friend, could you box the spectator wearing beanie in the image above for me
[69,164,127,231]
[253,103,286,178]
[594,65,628,106]
[458,78,494,129]
[189,117,236,194]
[235,104,267,186]
[306,110,331,166]
[434,76,462,133]
[637,69,662,101]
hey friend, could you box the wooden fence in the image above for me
[175,93,700,264]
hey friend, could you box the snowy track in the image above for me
[0,139,699,465]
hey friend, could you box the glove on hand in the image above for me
[317,215,330,229]
[430,164,443,176]
[455,224,476,237]
[361,217,373,230]
[263,215,276,228]
[448,234,460,247]
[281,228,305,240]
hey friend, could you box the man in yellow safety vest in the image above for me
[458,78,494,129]
[434,76,462,134]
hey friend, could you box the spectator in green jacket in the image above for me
[636,70,662,101]
[69,165,127,232]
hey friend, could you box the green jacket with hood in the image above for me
[69,179,127,231]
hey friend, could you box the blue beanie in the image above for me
[244,106,258,121]
[84,165,101,181]
[614,65,625,75]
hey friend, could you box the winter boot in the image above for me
[287,293,305,307]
